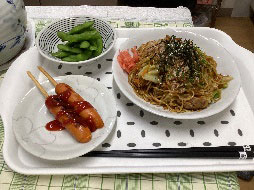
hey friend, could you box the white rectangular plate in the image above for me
[1,27,254,175]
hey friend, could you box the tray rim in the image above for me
[1,27,254,175]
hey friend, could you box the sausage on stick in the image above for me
[37,66,104,131]
[27,71,92,143]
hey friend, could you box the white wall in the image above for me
[251,0,254,12]
[221,0,253,17]
[221,0,236,8]
[232,0,252,17]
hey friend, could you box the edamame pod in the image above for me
[65,42,78,47]
[65,42,80,48]
[88,27,96,31]
[89,46,97,51]
[62,50,92,62]
[68,21,94,35]
[76,50,92,61]
[93,36,103,57]
[65,31,100,43]
[89,40,97,51]
[55,22,104,62]
[57,44,83,54]
[73,43,81,48]
[57,31,68,41]
[51,51,71,58]
[80,41,90,49]
[62,55,79,62]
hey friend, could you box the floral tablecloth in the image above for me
[0,5,240,190]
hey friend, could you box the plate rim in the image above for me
[12,75,117,160]
[112,30,241,119]
[2,27,252,175]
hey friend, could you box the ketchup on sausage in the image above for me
[45,95,97,133]
[55,83,104,129]
[45,120,65,131]
[45,95,92,143]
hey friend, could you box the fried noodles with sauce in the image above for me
[127,35,232,112]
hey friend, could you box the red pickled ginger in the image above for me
[117,46,139,74]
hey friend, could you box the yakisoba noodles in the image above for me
[117,35,232,112]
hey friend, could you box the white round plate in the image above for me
[112,30,241,119]
[12,75,117,160]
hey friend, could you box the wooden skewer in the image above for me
[27,71,49,98]
[37,66,58,87]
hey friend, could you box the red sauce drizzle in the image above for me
[45,95,72,109]
[58,89,72,102]
[86,115,97,132]
[72,101,96,131]
[45,91,97,132]
[56,110,76,125]
[45,120,65,131]
[45,95,61,108]
[72,101,93,114]
[73,114,97,132]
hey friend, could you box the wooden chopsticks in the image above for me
[83,145,254,159]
